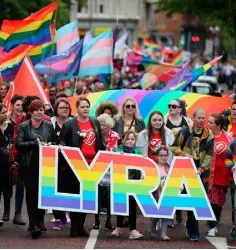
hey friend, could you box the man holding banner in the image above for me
[171,108,214,242]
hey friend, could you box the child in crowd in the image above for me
[111,130,143,239]
[149,145,170,241]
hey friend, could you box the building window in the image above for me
[99,0,104,13]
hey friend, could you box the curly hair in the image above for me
[95,101,119,118]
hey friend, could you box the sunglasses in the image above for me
[168,104,180,109]
[125,104,136,109]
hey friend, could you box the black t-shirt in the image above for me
[192,129,203,168]
[166,116,188,130]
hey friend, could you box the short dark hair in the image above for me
[210,114,225,129]
[29,99,44,113]
[54,99,71,117]
[10,95,24,105]
[76,97,90,108]
[23,96,40,113]
[55,92,68,100]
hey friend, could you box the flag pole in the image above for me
[48,0,59,85]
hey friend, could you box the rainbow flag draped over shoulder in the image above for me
[0,1,58,51]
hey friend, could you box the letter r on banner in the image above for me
[109,152,160,216]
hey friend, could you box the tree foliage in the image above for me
[0,0,87,29]
[156,0,236,51]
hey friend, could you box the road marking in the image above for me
[85,229,100,249]
[206,237,228,249]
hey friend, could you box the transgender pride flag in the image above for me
[56,21,79,53]
[78,30,113,77]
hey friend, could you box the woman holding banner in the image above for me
[165,99,192,226]
[92,113,120,230]
[59,97,104,238]
[15,100,55,239]
[50,99,72,230]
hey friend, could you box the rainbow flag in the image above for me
[68,90,233,125]
[0,41,56,81]
[129,62,181,89]
[133,41,143,54]
[126,51,160,66]
[0,1,57,51]
[169,48,183,66]
[163,63,190,90]
[0,45,32,81]
[167,56,222,91]
[0,22,56,81]
[143,38,162,52]
[56,21,79,53]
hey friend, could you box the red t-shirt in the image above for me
[77,119,96,164]
[214,132,231,186]
[148,132,161,162]
[230,123,236,138]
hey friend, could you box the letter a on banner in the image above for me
[158,157,216,221]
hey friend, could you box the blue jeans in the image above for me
[15,182,24,215]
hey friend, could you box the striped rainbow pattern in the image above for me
[39,146,215,220]
[78,30,113,77]
[167,56,222,91]
[68,90,233,125]
[158,157,215,219]
[169,48,183,66]
[110,151,160,215]
[143,38,163,51]
[0,1,57,51]
[39,146,82,211]
[0,41,56,81]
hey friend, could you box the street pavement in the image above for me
[1,191,236,249]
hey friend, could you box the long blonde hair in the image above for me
[119,98,142,121]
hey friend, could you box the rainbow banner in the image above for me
[68,90,233,124]
[0,2,57,51]
[39,146,215,220]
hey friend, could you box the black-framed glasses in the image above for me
[125,104,136,109]
[168,104,180,109]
